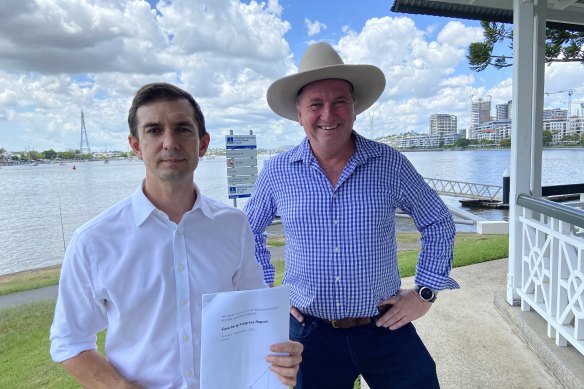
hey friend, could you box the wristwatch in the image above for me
[414,285,438,303]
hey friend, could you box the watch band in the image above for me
[414,285,438,303]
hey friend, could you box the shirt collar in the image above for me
[289,131,382,165]
[131,181,215,226]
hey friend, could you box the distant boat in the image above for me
[72,165,76,170]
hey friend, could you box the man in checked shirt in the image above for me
[244,42,458,388]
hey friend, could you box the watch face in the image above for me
[420,287,434,301]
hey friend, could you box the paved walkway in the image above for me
[2,257,583,388]
[361,258,583,389]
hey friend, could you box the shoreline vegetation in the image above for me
[2,144,582,165]
[0,232,508,388]
[0,232,508,297]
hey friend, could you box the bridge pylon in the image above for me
[79,109,91,155]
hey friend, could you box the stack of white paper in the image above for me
[200,285,290,389]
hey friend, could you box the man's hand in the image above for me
[265,340,303,386]
[375,288,431,330]
[290,306,304,322]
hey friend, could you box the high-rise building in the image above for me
[471,96,491,128]
[429,114,457,135]
[543,108,568,121]
[496,100,512,120]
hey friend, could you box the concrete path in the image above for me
[0,284,58,309]
[361,258,583,389]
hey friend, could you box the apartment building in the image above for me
[429,114,457,135]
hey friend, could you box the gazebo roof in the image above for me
[390,0,584,31]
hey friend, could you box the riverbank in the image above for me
[0,231,509,301]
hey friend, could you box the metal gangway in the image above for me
[424,177,502,201]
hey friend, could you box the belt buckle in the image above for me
[331,320,339,329]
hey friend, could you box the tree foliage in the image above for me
[543,129,553,146]
[43,149,57,159]
[468,21,584,71]
[453,138,471,148]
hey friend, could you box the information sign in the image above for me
[226,134,258,200]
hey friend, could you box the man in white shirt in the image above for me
[50,82,302,388]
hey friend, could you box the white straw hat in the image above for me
[266,42,386,121]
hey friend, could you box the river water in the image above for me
[1,148,583,275]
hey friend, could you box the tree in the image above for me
[28,150,42,160]
[543,130,553,146]
[468,21,584,71]
[58,150,76,160]
[581,133,584,145]
[43,149,57,160]
[560,133,580,144]
[453,138,471,148]
[499,138,511,148]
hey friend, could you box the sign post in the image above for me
[226,130,258,207]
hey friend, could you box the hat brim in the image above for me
[266,64,386,121]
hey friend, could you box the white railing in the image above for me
[516,195,584,355]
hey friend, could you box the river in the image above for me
[1,147,583,275]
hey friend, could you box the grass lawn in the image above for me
[0,266,61,296]
[0,233,508,387]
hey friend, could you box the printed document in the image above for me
[200,285,290,389]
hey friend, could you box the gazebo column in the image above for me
[507,0,546,305]
[507,0,535,305]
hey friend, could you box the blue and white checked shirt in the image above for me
[244,132,458,320]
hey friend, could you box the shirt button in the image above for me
[178,264,185,271]
[333,247,340,253]
[332,193,337,198]
[183,334,190,341]
[185,370,192,377]
[176,230,183,236]
[333,219,338,225]
[181,299,187,305]
[336,303,342,307]
[335,276,341,282]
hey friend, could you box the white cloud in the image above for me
[437,21,483,47]
[336,16,484,133]
[0,0,295,150]
[304,18,326,37]
[0,1,582,152]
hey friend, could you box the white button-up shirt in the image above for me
[50,183,265,388]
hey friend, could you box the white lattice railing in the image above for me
[516,195,584,355]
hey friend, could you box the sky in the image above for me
[1,0,583,153]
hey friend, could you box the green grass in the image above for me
[0,233,507,388]
[0,300,103,388]
[0,267,61,296]
[397,233,509,277]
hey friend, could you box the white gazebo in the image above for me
[392,0,584,358]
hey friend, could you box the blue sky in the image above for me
[0,0,582,152]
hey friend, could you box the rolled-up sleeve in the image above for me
[49,233,107,362]
[397,157,459,290]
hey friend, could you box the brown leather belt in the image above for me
[320,317,373,329]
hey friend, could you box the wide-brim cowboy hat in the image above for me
[266,42,386,121]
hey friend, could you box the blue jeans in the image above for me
[290,314,439,389]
